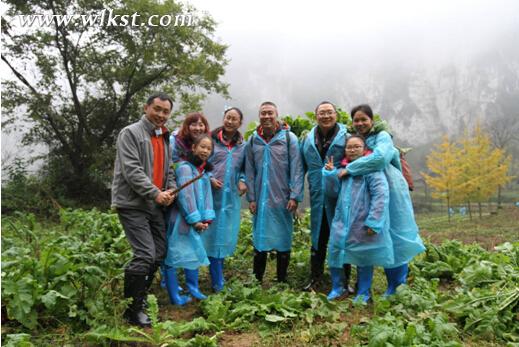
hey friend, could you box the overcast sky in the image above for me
[2,0,519,173]
[186,0,519,126]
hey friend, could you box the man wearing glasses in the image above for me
[300,101,354,294]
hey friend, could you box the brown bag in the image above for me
[399,151,414,191]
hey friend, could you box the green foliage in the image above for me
[200,281,340,331]
[413,240,483,280]
[2,0,229,204]
[1,159,63,218]
[2,334,35,347]
[1,209,130,330]
[282,114,315,139]
[2,209,519,345]
[87,294,219,346]
[441,242,519,341]
[243,120,259,140]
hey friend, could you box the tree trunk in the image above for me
[447,197,451,223]
[467,202,473,220]
[478,202,482,218]
[497,185,503,209]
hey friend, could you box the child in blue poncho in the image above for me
[163,134,215,305]
[323,135,394,302]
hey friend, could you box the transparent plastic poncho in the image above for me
[245,128,304,252]
[202,140,246,258]
[323,168,394,268]
[164,161,214,270]
[345,130,425,267]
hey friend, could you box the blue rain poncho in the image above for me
[300,124,348,249]
[323,167,394,268]
[202,132,246,258]
[245,125,304,252]
[164,161,215,270]
[345,129,425,267]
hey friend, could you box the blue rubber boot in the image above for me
[164,267,191,306]
[184,268,207,300]
[384,263,408,296]
[327,267,346,300]
[209,257,225,292]
[161,266,183,292]
[353,266,373,303]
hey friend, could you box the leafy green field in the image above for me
[2,207,518,346]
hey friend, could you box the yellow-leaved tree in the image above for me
[422,125,513,220]
[458,124,513,218]
[421,135,465,221]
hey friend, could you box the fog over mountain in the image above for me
[192,0,519,146]
[2,0,519,175]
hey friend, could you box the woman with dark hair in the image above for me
[171,112,211,162]
[201,107,248,292]
[163,134,215,305]
[341,104,425,297]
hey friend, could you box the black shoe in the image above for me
[253,250,268,282]
[303,251,324,291]
[124,271,152,327]
[303,277,322,291]
[276,251,290,283]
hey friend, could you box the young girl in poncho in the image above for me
[163,134,215,305]
[323,135,394,303]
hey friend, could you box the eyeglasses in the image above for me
[346,145,364,150]
[317,110,336,116]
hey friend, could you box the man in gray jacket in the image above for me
[112,92,176,326]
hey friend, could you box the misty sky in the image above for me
[187,0,519,127]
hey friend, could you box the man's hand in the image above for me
[210,178,223,189]
[366,227,376,236]
[249,201,257,215]
[324,156,334,171]
[286,199,298,213]
[338,169,348,179]
[237,181,248,196]
[155,190,175,206]
[194,222,209,232]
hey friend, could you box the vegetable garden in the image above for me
[2,207,518,346]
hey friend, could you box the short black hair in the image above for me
[350,104,373,120]
[146,92,173,110]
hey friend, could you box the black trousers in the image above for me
[117,206,166,275]
[311,210,331,276]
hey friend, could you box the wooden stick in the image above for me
[171,172,205,195]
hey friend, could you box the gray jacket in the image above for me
[111,116,176,210]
